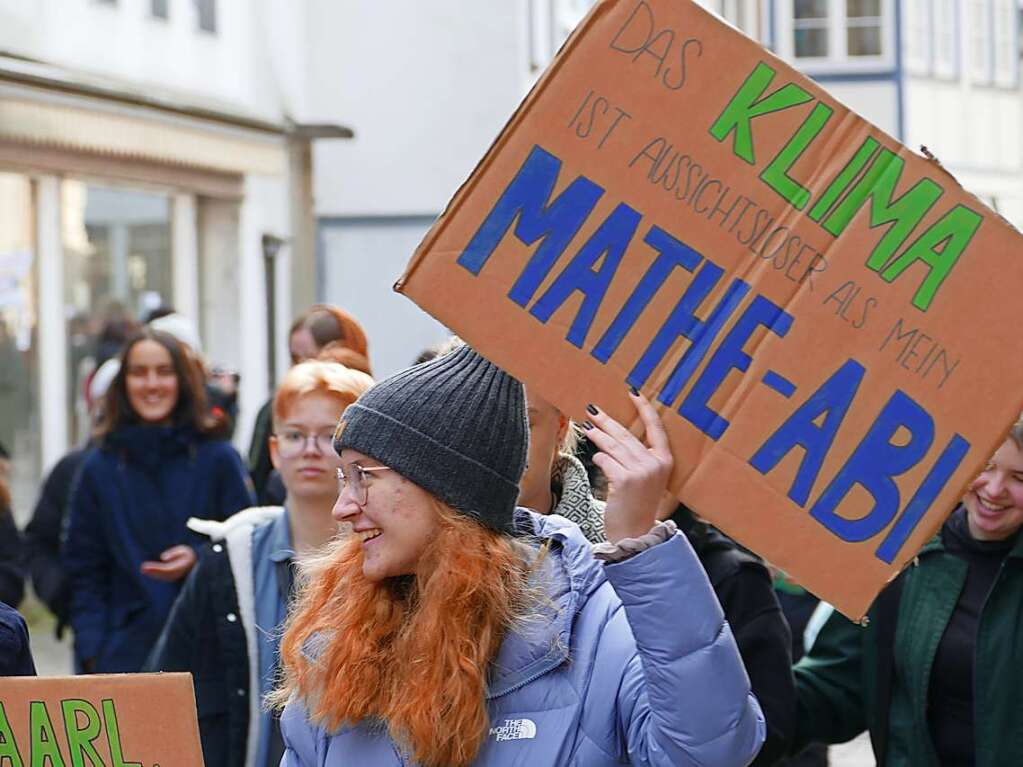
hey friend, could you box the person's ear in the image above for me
[269,435,281,471]
[555,413,570,455]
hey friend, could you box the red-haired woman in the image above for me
[149,360,373,767]
[274,345,765,767]
[63,328,255,673]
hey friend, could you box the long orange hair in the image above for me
[274,503,538,767]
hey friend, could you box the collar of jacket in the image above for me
[914,504,1023,563]
[103,424,198,466]
[485,508,604,700]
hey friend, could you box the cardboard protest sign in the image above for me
[0,673,203,766]
[396,0,1023,617]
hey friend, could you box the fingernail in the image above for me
[586,403,598,416]
[582,420,594,430]
[629,385,639,396]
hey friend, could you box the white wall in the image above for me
[818,80,900,138]
[0,0,293,121]
[320,218,451,378]
[305,0,528,217]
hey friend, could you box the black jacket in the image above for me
[22,448,88,632]
[146,540,250,767]
[0,507,24,609]
[675,508,796,767]
[0,601,35,676]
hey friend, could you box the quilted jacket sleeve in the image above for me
[606,533,766,767]
[279,698,323,767]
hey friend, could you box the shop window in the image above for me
[0,173,40,514]
[62,182,172,444]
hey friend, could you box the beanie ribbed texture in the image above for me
[335,345,528,535]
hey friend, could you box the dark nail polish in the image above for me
[582,420,593,430]
[629,385,639,396]
[586,403,598,416]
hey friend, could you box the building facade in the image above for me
[0,0,344,510]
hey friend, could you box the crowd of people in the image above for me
[0,300,1020,767]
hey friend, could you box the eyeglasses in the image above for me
[337,463,391,505]
[275,429,337,458]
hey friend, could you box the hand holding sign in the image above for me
[585,389,673,543]
[396,0,1023,617]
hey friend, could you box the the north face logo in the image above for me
[490,718,537,741]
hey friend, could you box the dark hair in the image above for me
[288,304,371,372]
[95,328,216,440]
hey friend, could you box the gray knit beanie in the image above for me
[334,344,528,535]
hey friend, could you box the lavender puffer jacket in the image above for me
[280,510,765,766]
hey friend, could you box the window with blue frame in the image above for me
[785,0,892,66]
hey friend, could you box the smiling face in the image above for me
[332,448,441,581]
[964,438,1023,542]
[270,392,346,503]
[124,339,180,424]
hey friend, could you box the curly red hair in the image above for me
[274,503,537,767]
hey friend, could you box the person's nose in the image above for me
[332,484,360,523]
[985,472,1008,498]
[301,434,322,457]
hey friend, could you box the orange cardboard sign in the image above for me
[0,674,204,766]
[396,0,1023,618]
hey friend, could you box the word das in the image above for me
[0,698,143,767]
[751,358,969,563]
[710,61,984,312]
[608,0,702,91]
[567,90,632,150]
[629,138,828,289]
[823,280,877,329]
[457,144,968,564]
[879,318,960,389]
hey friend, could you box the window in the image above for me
[783,0,892,67]
[528,0,595,74]
[151,0,168,19]
[933,0,958,77]
[903,0,931,72]
[846,0,882,56]
[993,0,1017,85]
[195,0,216,34]
[794,0,830,58]
[969,0,992,82]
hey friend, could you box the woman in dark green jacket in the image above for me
[793,420,1023,767]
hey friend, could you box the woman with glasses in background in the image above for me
[63,328,255,674]
[148,360,373,767]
